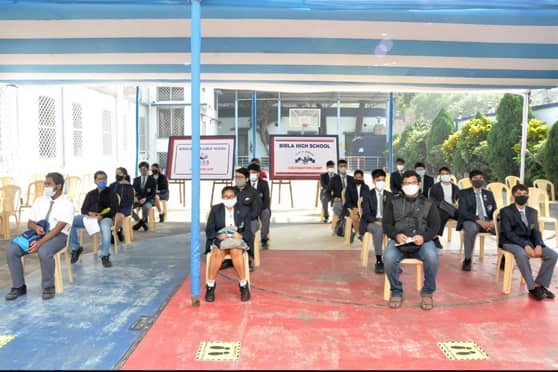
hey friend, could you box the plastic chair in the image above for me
[383,258,423,301]
[487,182,510,209]
[457,177,472,189]
[533,179,556,202]
[64,176,82,209]
[458,229,493,261]
[0,176,15,187]
[528,187,558,246]
[18,180,44,223]
[0,185,21,239]
[505,175,521,191]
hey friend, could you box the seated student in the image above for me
[151,163,169,223]
[5,172,75,301]
[109,167,135,243]
[327,159,353,219]
[415,162,434,198]
[204,186,253,302]
[343,169,369,243]
[359,169,394,273]
[250,158,268,180]
[69,170,120,268]
[132,161,157,231]
[390,158,406,196]
[500,184,557,301]
[319,160,336,223]
[457,169,497,271]
[383,170,440,310]
[428,166,460,249]
[248,163,271,249]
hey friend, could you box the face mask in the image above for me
[97,181,107,190]
[396,165,404,172]
[235,177,246,188]
[515,195,528,206]
[249,173,258,182]
[416,169,426,177]
[223,198,237,208]
[327,168,335,175]
[116,175,124,182]
[43,186,55,198]
[140,169,148,176]
[440,174,451,183]
[151,170,159,175]
[355,179,364,185]
[339,167,347,174]
[375,181,385,191]
[402,184,420,196]
[472,179,484,188]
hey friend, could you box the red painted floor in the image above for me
[122,249,558,370]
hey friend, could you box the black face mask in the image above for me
[515,195,528,206]
[355,180,364,185]
[472,179,484,188]
[152,170,159,175]
[116,175,124,182]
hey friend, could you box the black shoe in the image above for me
[375,262,384,274]
[5,285,26,301]
[357,235,363,242]
[205,284,216,302]
[261,239,269,250]
[350,231,356,244]
[132,221,142,231]
[220,259,233,270]
[249,258,255,273]
[323,218,329,224]
[529,286,546,301]
[462,259,472,272]
[117,228,124,242]
[543,287,555,299]
[42,287,55,300]
[240,283,251,302]
[110,235,115,245]
[159,213,165,223]
[141,221,149,231]
[433,237,443,249]
[500,256,506,271]
[70,247,83,264]
[101,255,112,268]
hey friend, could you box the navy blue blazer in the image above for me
[133,175,157,201]
[499,204,545,248]
[204,203,253,254]
[456,187,497,231]
[359,189,394,235]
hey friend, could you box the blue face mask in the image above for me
[97,181,107,190]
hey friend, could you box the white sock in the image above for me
[239,280,247,287]
[207,280,215,287]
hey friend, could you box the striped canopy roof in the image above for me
[1,0,558,92]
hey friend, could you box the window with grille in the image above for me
[38,96,57,159]
[157,108,184,138]
[102,110,112,155]
[157,152,168,172]
[72,103,83,157]
[157,87,184,101]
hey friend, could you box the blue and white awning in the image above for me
[1,0,558,91]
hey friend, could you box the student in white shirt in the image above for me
[5,172,75,301]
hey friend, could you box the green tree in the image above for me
[442,113,492,179]
[543,120,558,188]
[396,120,431,168]
[512,119,549,184]
[426,108,455,173]
[486,93,533,181]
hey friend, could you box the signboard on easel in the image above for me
[166,136,235,180]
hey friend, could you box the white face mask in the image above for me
[416,169,426,178]
[396,164,404,172]
[223,198,237,208]
[375,181,385,191]
[440,174,451,183]
[327,167,335,174]
[249,173,258,182]
[43,186,55,199]
[339,167,347,174]
[402,184,420,196]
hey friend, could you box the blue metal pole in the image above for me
[251,90,257,160]
[135,86,140,178]
[277,92,281,131]
[387,92,394,172]
[190,0,201,306]
[234,90,239,167]
[337,96,341,159]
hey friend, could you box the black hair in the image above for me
[247,163,261,172]
[354,169,364,177]
[438,166,451,174]
[414,162,426,169]
[469,169,484,179]
[151,163,160,169]
[116,167,131,182]
[235,167,250,179]
[222,186,237,196]
[512,184,528,194]
[372,169,386,179]
[326,160,335,167]
[46,172,64,187]
[402,170,421,183]
[396,158,405,164]
[94,170,107,180]
[250,158,260,164]
[338,159,348,165]
[138,161,149,169]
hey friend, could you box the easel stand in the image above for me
[210,179,233,206]
[168,179,186,207]
[270,180,294,208]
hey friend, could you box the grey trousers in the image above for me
[6,233,67,290]
[462,221,494,260]
[260,208,271,241]
[132,201,153,222]
[502,243,558,290]
[332,199,343,217]
[320,189,330,220]
[366,222,385,256]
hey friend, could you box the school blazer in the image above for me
[499,204,545,248]
[359,189,394,236]
[456,188,497,231]
[204,203,253,253]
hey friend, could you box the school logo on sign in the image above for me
[294,151,316,165]
[200,152,210,166]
